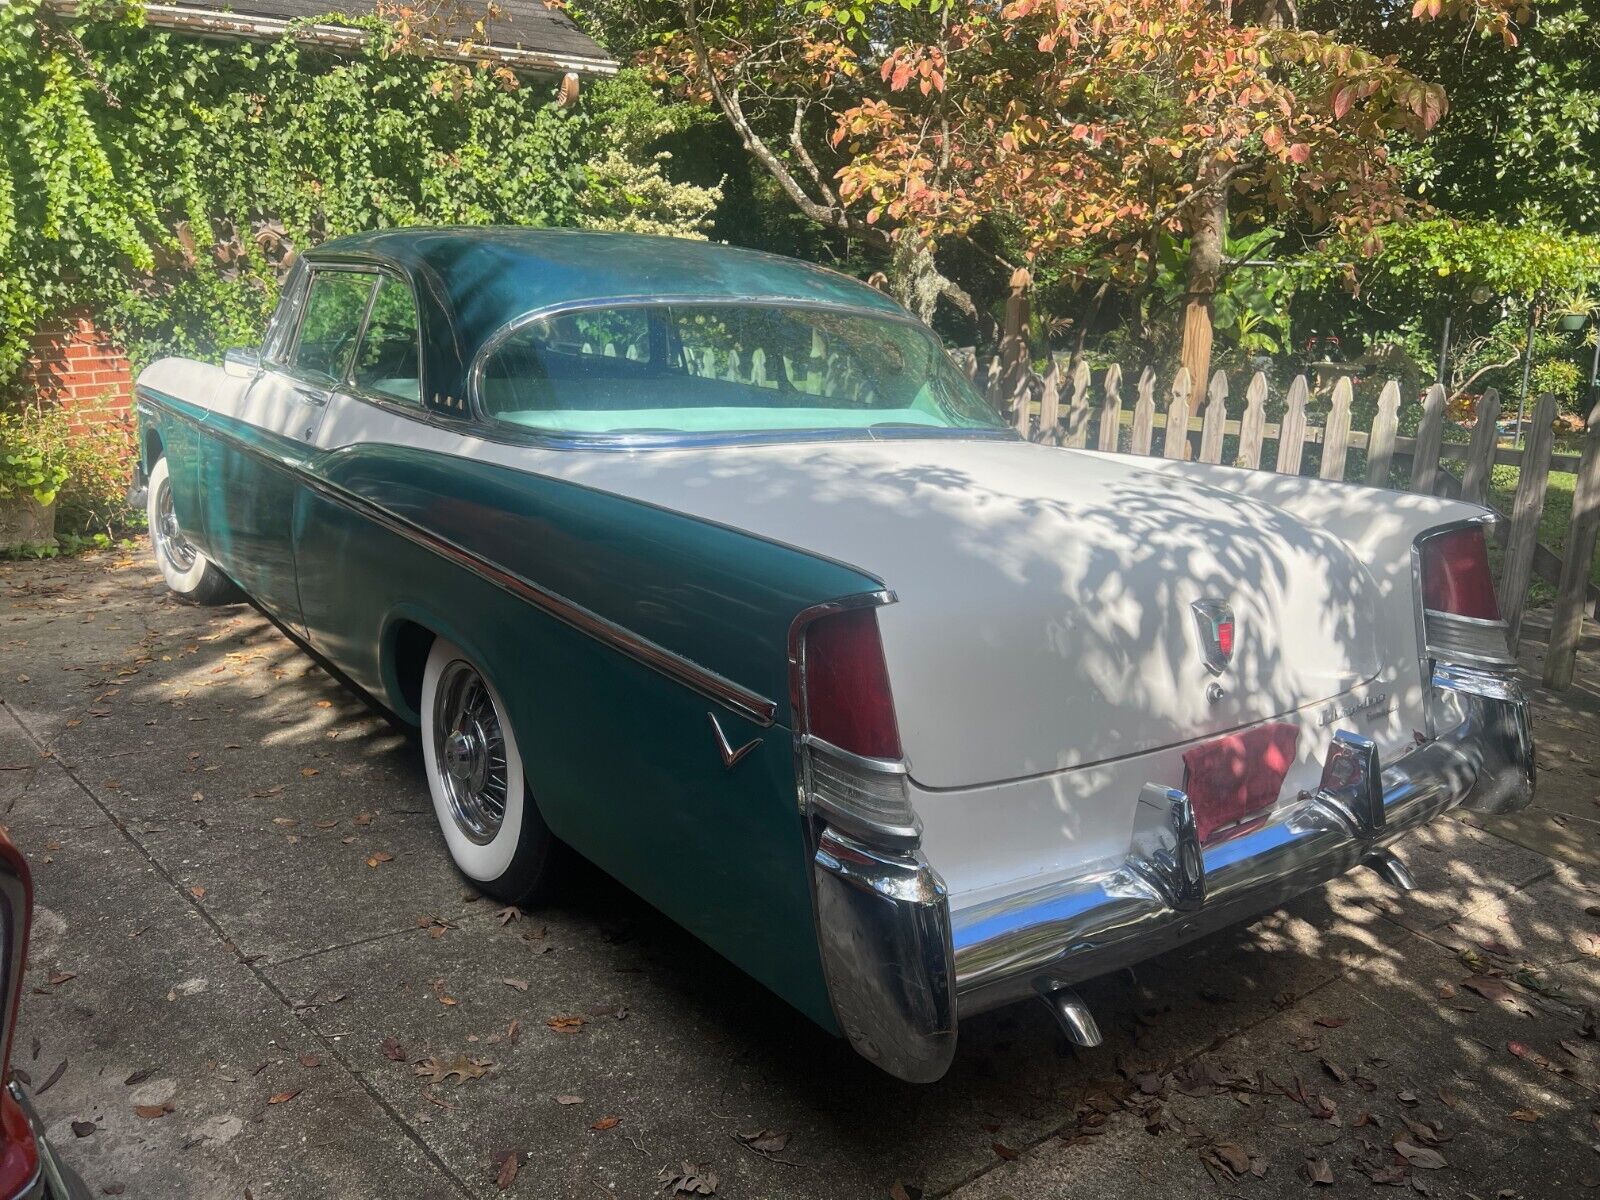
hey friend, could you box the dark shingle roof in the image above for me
[135,0,615,73]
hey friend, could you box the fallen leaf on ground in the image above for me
[494,906,521,926]
[545,1016,585,1034]
[1509,1108,1541,1122]
[501,978,529,991]
[1314,1016,1348,1029]
[188,886,206,899]
[736,1128,791,1155]
[414,1055,493,1085]
[493,1149,520,1190]
[70,1120,95,1138]
[1394,1141,1446,1169]
[1303,1156,1334,1184]
[300,768,320,778]
[298,1055,320,1068]
[37,1061,66,1095]
[366,851,394,867]
[657,1162,718,1196]
[554,1094,582,1105]
[590,1116,620,1131]
[380,1037,406,1062]
[267,1089,301,1105]
[134,1102,173,1119]
[46,971,75,987]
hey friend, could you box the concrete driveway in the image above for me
[1,542,1597,1199]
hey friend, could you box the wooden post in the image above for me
[1163,368,1193,460]
[1544,403,1600,689]
[1499,392,1558,652]
[1062,358,1092,448]
[1199,370,1228,464]
[1365,380,1402,487]
[1321,376,1354,481]
[1275,375,1309,475]
[1035,360,1062,444]
[1459,388,1503,506]
[1237,372,1267,469]
[1097,363,1124,453]
[1131,367,1157,455]
[1409,382,1447,494]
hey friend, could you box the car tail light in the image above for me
[795,604,920,847]
[1417,524,1513,666]
[0,835,38,1196]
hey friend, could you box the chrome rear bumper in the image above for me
[811,664,1533,1083]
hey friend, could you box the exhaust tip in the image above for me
[1363,849,1416,893]
[1037,983,1102,1048]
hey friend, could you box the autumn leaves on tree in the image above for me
[657,0,1514,379]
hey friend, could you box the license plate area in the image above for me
[1182,723,1299,845]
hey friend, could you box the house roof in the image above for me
[105,0,616,76]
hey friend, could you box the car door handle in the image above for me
[294,386,329,407]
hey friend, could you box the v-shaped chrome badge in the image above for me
[707,712,762,770]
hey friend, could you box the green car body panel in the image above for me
[137,381,884,1033]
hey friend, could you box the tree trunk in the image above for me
[1179,177,1227,391]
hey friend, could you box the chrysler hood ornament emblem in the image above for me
[1190,599,1235,676]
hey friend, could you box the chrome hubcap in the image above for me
[154,478,196,573]
[431,661,508,845]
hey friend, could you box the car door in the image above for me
[201,266,379,632]
[295,271,431,685]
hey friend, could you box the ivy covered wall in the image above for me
[0,0,720,389]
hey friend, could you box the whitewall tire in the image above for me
[146,456,238,605]
[420,638,560,902]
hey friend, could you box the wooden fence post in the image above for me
[1275,375,1309,475]
[1321,376,1354,481]
[1097,364,1124,453]
[1063,359,1092,448]
[1458,388,1502,506]
[1131,367,1156,455]
[1365,380,1401,486]
[1409,383,1447,494]
[1237,372,1267,469]
[1544,403,1600,689]
[1035,361,1061,444]
[1499,392,1559,652]
[1163,368,1193,460]
[1199,370,1228,464]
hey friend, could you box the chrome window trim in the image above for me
[347,271,429,409]
[284,265,383,389]
[135,386,780,728]
[465,294,1014,447]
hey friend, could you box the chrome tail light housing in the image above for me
[1416,521,1514,669]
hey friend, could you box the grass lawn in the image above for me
[1485,465,1597,608]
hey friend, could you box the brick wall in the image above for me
[24,313,134,435]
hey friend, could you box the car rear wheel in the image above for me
[146,456,239,605]
[420,638,561,903]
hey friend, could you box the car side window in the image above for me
[291,271,377,383]
[260,263,308,367]
[350,276,423,405]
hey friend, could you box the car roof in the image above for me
[306,227,906,346]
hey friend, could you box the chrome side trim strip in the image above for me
[137,387,780,727]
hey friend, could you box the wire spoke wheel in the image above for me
[431,660,510,845]
[153,475,197,574]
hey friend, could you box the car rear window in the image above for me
[475,303,1006,438]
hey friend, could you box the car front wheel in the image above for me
[420,638,561,904]
[146,456,239,605]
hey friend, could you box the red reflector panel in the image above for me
[803,607,903,761]
[1420,526,1500,621]
[1217,621,1234,658]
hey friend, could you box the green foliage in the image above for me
[0,404,71,506]
[0,2,714,385]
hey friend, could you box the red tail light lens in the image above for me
[1420,526,1501,621]
[802,607,903,760]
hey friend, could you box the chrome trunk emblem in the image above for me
[1190,600,1235,676]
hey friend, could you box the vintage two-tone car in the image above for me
[131,229,1533,1083]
